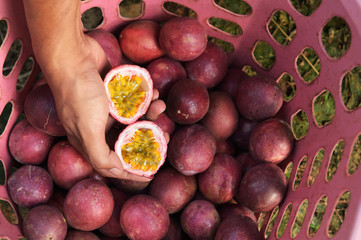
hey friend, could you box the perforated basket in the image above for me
[1,0,361,239]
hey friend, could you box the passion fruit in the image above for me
[166,79,210,125]
[114,121,167,177]
[119,20,164,64]
[159,17,207,61]
[104,64,153,125]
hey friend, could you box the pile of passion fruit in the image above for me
[7,16,295,240]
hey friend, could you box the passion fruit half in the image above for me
[114,121,167,177]
[104,65,153,125]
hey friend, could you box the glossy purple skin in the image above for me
[65,230,101,240]
[7,165,53,208]
[149,167,197,214]
[63,179,114,231]
[87,29,122,68]
[198,154,243,204]
[185,42,228,88]
[159,17,207,61]
[180,200,221,240]
[146,57,186,99]
[8,119,56,165]
[235,75,283,121]
[98,188,129,238]
[119,20,164,64]
[200,91,239,140]
[152,112,176,136]
[167,124,217,176]
[23,205,67,240]
[24,84,66,136]
[231,116,258,151]
[166,79,210,125]
[120,194,170,240]
[217,203,257,222]
[236,163,287,213]
[249,118,295,164]
[217,68,247,98]
[236,152,260,175]
[215,215,260,240]
[110,178,150,194]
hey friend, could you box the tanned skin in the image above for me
[23,0,166,181]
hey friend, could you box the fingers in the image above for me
[146,100,166,121]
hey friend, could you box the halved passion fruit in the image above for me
[114,121,167,177]
[104,65,153,125]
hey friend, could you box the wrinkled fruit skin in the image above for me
[146,57,186,99]
[201,91,239,140]
[166,79,210,125]
[235,75,283,121]
[249,118,294,164]
[47,140,93,189]
[167,124,216,176]
[159,17,207,61]
[236,163,287,213]
[215,215,260,240]
[185,42,228,88]
[63,178,114,231]
[180,200,221,240]
[120,194,170,240]
[23,205,67,240]
[198,153,243,204]
[149,167,197,214]
[7,165,53,208]
[24,83,66,136]
[119,20,164,64]
[87,29,122,68]
[8,119,56,165]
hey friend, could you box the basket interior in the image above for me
[1,0,361,239]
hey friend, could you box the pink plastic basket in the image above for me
[1,0,361,239]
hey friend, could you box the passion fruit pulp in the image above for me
[104,65,153,125]
[114,121,167,177]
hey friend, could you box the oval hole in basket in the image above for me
[0,102,13,135]
[277,72,296,102]
[264,206,280,239]
[0,199,18,225]
[289,0,322,16]
[348,133,361,175]
[277,203,293,238]
[326,140,344,182]
[208,17,242,36]
[291,109,309,140]
[284,162,293,183]
[213,0,252,15]
[293,155,308,191]
[321,16,351,59]
[208,37,234,53]
[0,19,8,47]
[17,57,34,91]
[268,10,296,46]
[242,65,258,76]
[0,159,5,185]
[2,39,22,77]
[252,41,276,70]
[308,148,324,187]
[313,90,335,127]
[341,66,361,111]
[163,2,197,18]
[327,190,350,237]
[291,199,309,238]
[308,195,328,237]
[81,7,103,30]
[296,47,320,84]
[119,0,144,19]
